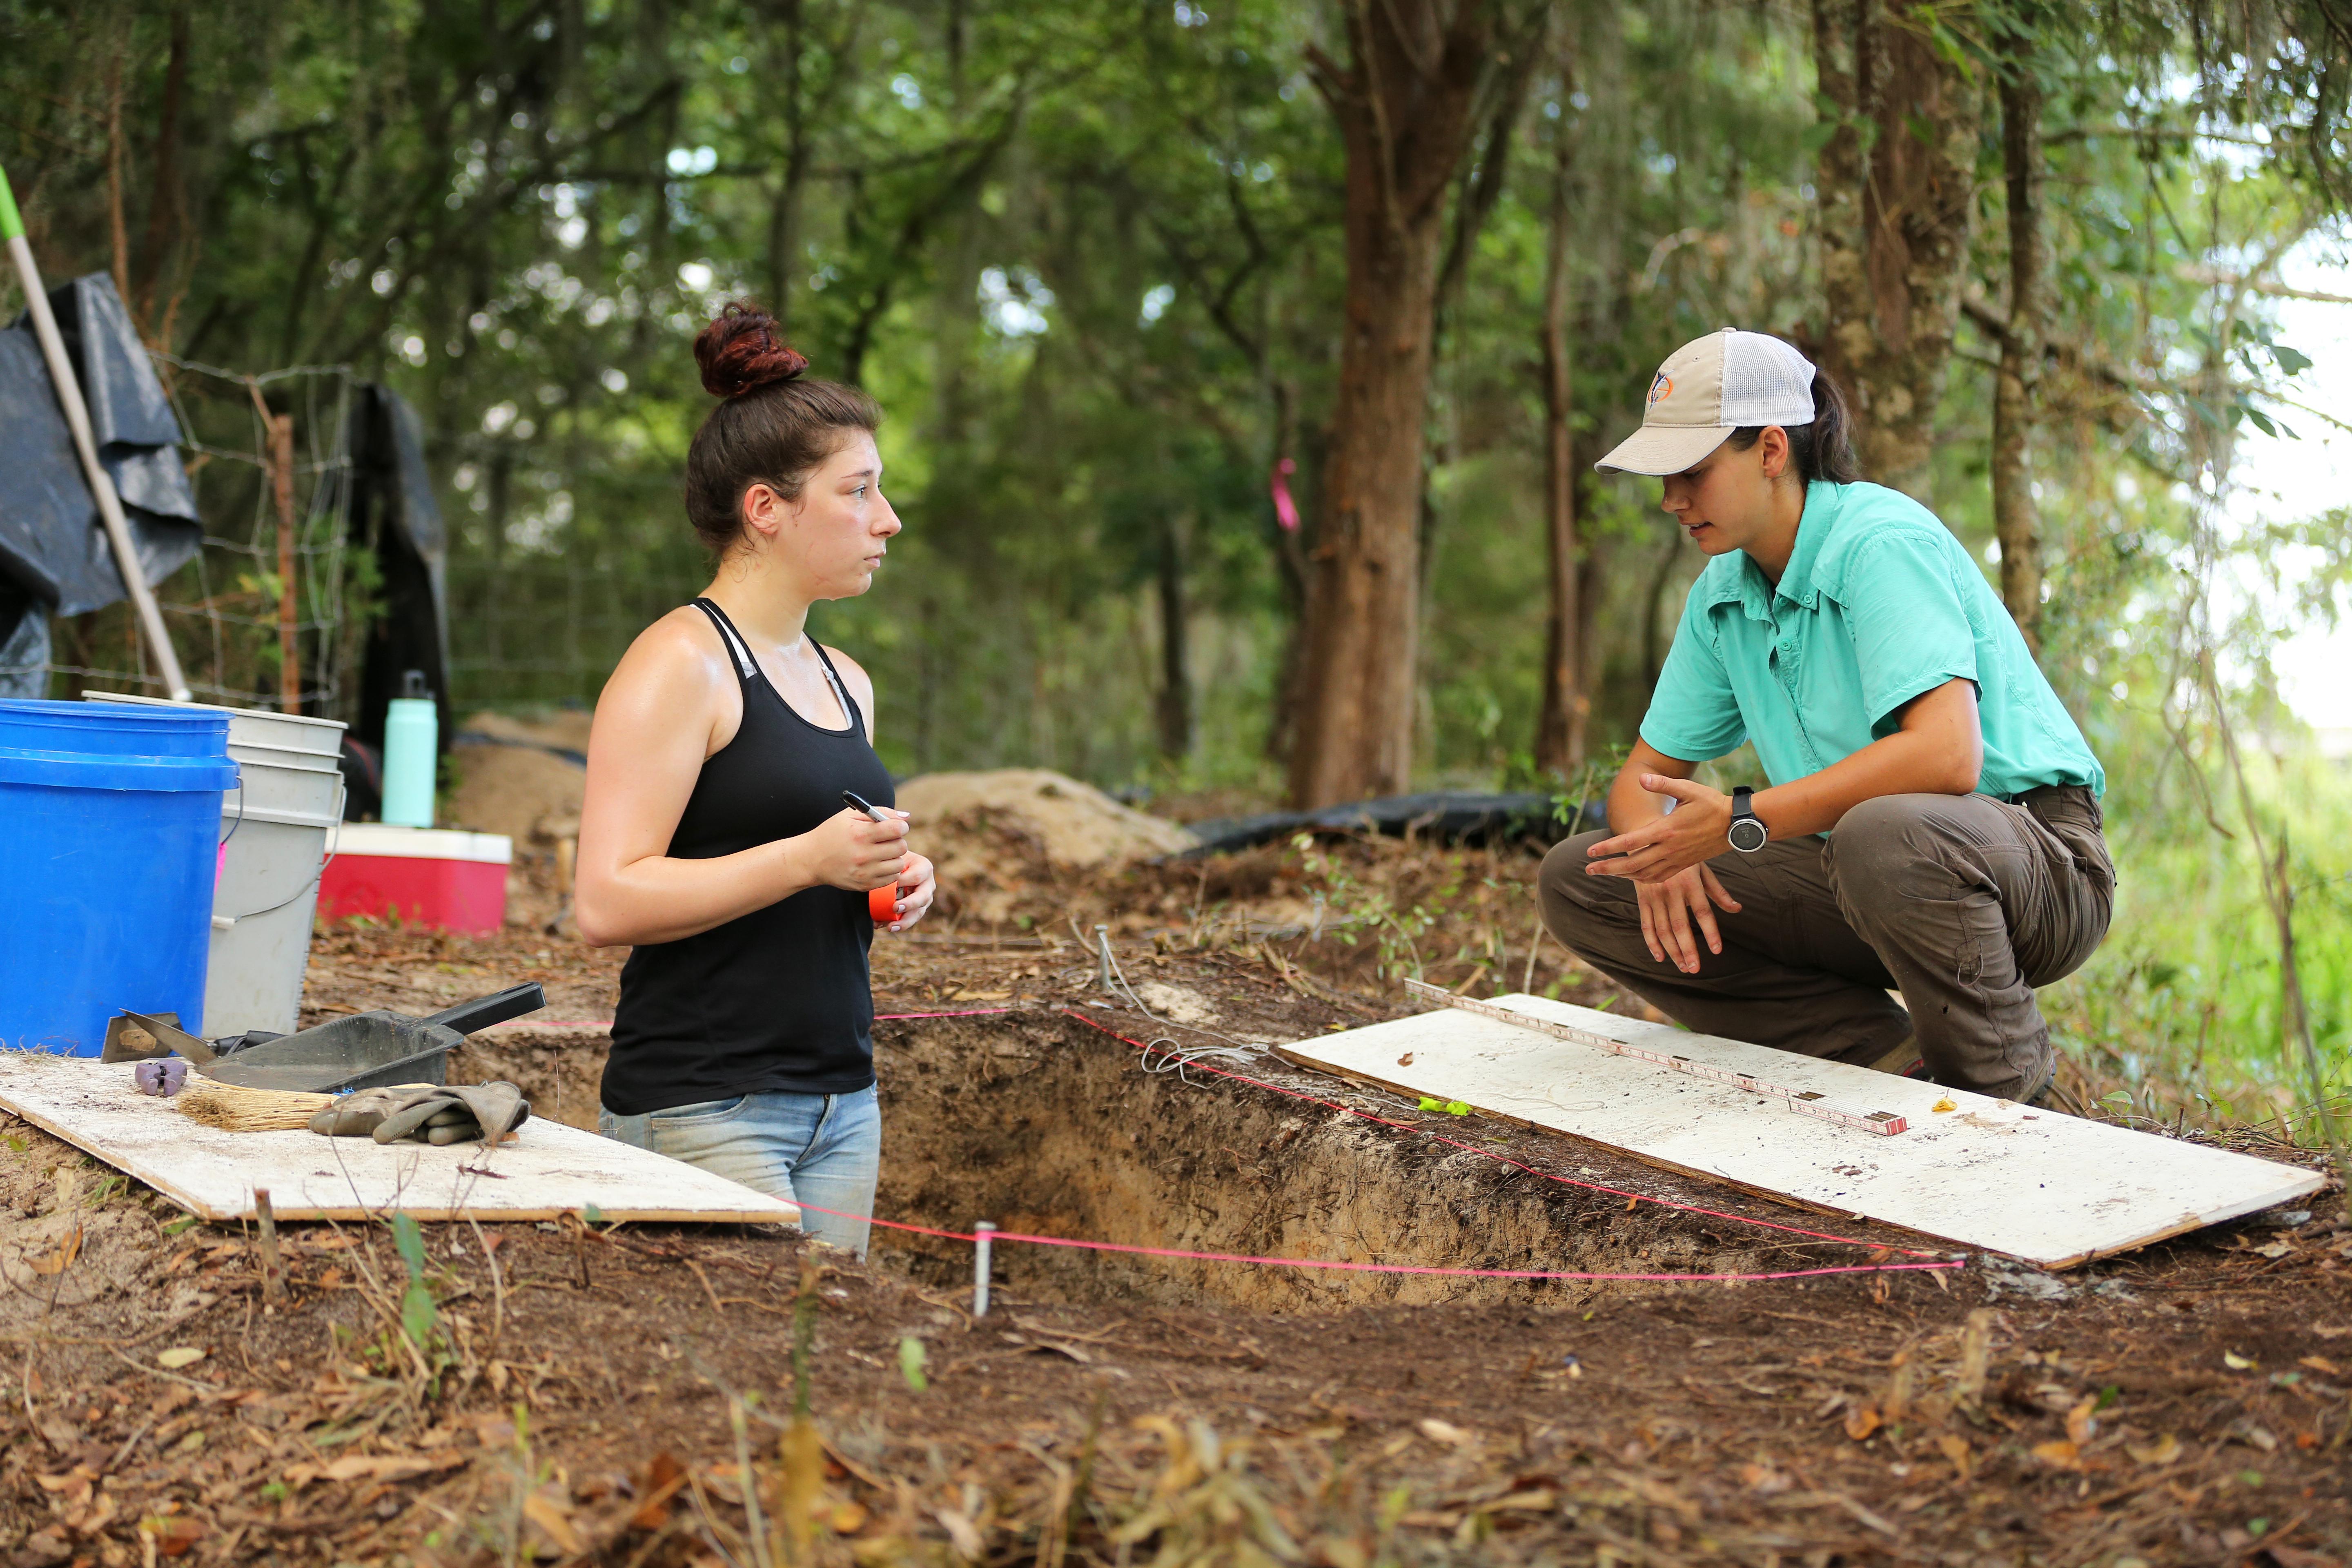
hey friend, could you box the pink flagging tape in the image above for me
[1058,1007,1942,1258]
[785,1199,1963,1284]
[793,1203,980,1243]
[874,1008,1022,1020]
[985,1230,1960,1283]
[479,1006,1020,1033]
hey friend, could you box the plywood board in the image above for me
[1279,994,2321,1269]
[0,1051,801,1227]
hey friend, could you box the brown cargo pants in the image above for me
[1536,786,2114,1100]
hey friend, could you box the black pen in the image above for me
[844,790,906,924]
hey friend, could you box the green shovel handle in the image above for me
[0,163,22,243]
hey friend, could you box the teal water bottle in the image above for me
[381,670,438,827]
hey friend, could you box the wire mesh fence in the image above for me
[35,356,366,718]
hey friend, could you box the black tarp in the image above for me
[340,383,452,814]
[1180,791,1604,856]
[0,272,202,620]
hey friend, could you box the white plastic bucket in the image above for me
[85,692,348,1035]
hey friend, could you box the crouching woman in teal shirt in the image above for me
[1539,328,2111,1104]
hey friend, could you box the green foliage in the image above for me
[898,1335,929,1393]
[2043,748,2352,1138]
[4,0,2350,1140]
[389,1210,441,1352]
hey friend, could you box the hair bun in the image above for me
[694,301,811,399]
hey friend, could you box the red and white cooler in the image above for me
[317,824,512,936]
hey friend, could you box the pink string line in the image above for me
[483,1007,1021,1030]
[873,1008,1022,1020]
[785,1198,1962,1283]
[1056,1007,1942,1259]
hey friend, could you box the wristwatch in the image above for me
[1727,786,1769,853]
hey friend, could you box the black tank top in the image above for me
[601,598,896,1115]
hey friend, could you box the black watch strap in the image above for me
[1728,786,1768,853]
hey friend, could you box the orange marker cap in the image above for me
[869,885,898,923]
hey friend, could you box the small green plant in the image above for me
[392,1211,439,1350]
[898,1336,929,1393]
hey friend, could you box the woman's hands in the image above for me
[877,851,937,934]
[802,806,912,895]
[1631,864,1742,973]
[798,807,938,934]
[1582,774,1734,883]
[1583,742,1744,976]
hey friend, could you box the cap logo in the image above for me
[1647,372,1673,407]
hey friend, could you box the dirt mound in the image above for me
[897,769,1198,926]
[459,706,592,754]
[899,769,1198,866]
[446,736,587,930]
[446,740,584,844]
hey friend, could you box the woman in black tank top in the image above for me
[573,304,935,1260]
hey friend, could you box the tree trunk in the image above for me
[1532,119,1586,777]
[1262,382,1313,770]
[1289,0,1505,808]
[1154,515,1193,762]
[764,0,808,323]
[134,7,191,333]
[1992,16,2046,650]
[105,51,131,311]
[1810,0,1980,497]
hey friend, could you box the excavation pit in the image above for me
[457,1011,1889,1313]
[870,1012,1816,1312]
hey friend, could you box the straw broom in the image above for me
[175,1078,334,1131]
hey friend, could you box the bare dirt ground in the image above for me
[4,829,2347,1566]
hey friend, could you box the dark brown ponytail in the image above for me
[683,302,882,555]
[1725,365,1860,485]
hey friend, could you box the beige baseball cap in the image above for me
[1594,328,1819,475]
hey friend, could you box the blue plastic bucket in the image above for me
[0,700,238,1056]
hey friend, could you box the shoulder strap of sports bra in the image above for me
[690,597,758,683]
[693,597,860,731]
[810,640,861,731]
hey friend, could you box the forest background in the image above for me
[2,0,2350,1146]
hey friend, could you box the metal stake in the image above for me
[254,1188,284,1303]
[1096,925,1113,991]
[972,1221,996,1318]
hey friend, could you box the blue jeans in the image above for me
[599,1085,881,1259]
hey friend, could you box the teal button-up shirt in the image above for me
[1639,481,2103,801]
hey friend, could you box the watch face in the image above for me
[1729,818,1768,853]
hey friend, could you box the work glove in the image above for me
[307,1082,531,1146]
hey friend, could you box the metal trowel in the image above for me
[102,1010,220,1065]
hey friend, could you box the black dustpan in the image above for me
[193,983,545,1094]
